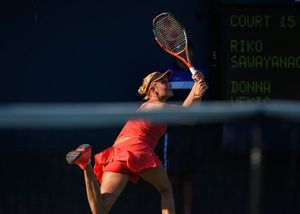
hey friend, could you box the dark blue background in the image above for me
[1,1,300,214]
[0,0,210,102]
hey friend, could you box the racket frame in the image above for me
[153,12,196,75]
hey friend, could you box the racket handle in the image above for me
[189,66,197,75]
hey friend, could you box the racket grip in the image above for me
[189,66,197,75]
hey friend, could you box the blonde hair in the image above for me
[138,72,158,100]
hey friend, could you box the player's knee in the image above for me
[157,180,173,196]
[101,199,112,214]
[90,203,107,214]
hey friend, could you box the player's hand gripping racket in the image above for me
[153,12,197,75]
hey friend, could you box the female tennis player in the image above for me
[66,69,207,214]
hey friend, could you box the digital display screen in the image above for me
[220,6,300,101]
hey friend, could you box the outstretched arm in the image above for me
[182,71,208,107]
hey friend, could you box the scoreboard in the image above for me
[220,6,300,101]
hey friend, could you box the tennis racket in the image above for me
[153,12,197,75]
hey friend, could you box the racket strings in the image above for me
[153,15,186,53]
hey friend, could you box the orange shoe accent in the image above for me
[66,144,91,170]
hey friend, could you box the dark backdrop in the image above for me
[0,1,213,214]
[1,1,300,214]
[0,0,210,102]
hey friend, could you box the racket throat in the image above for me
[189,66,197,75]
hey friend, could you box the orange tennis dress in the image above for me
[94,99,167,183]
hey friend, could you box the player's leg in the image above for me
[183,175,193,214]
[139,166,175,214]
[167,126,193,214]
[99,170,129,213]
[67,144,128,214]
[84,164,129,214]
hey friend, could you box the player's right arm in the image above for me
[182,71,207,107]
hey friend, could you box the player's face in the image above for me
[155,77,173,99]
